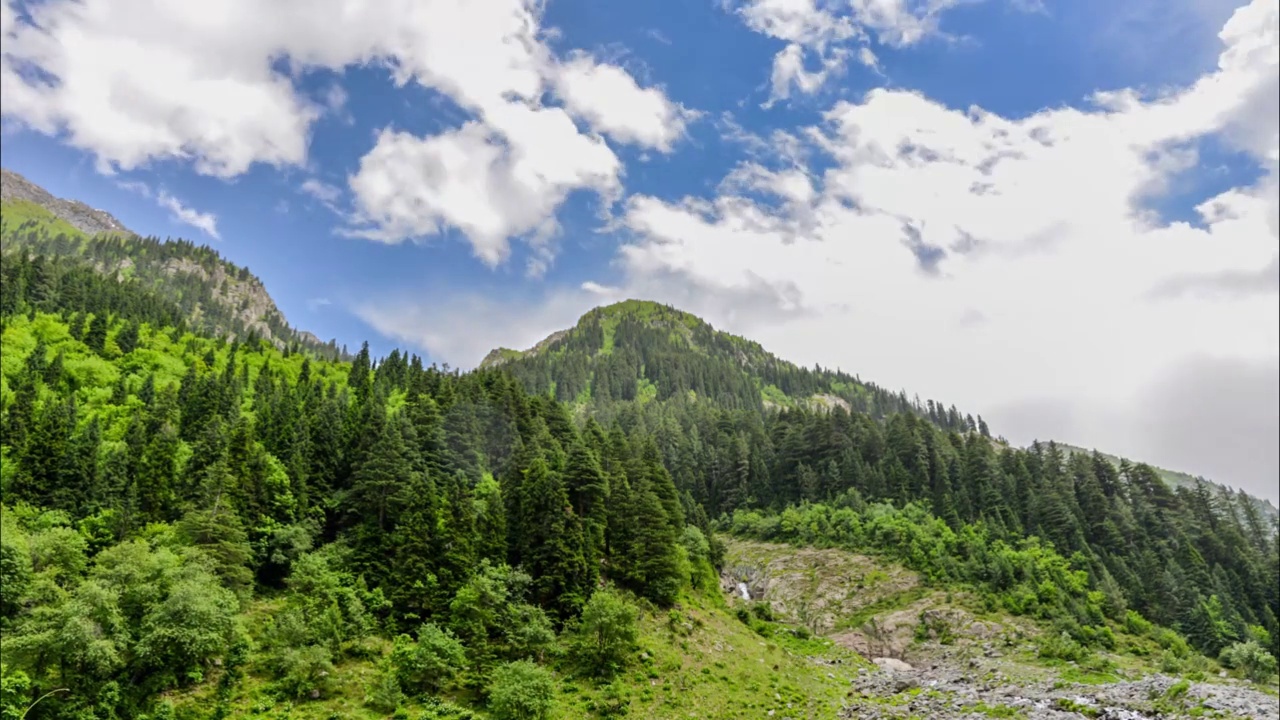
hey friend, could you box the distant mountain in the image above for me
[0,168,344,359]
[487,298,1275,510]
[481,298,984,432]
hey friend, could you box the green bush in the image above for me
[571,589,640,678]
[391,623,467,695]
[487,660,556,720]
[273,644,334,700]
[1219,640,1279,683]
[1038,631,1089,663]
[363,659,404,714]
[749,602,775,622]
[1123,610,1153,636]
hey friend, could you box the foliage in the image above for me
[571,588,640,678]
[391,623,467,695]
[1219,640,1279,683]
[486,660,556,720]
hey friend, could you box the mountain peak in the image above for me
[581,299,706,328]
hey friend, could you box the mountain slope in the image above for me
[483,298,984,433]
[487,299,1273,512]
[1,168,133,236]
[0,168,343,359]
[1058,442,1278,519]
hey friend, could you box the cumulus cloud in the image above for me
[0,0,688,265]
[554,53,696,151]
[344,117,620,266]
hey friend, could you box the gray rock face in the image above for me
[1,168,133,236]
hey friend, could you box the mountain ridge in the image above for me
[0,168,133,236]
[0,167,344,359]
[486,298,1275,510]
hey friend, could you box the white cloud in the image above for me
[156,191,220,239]
[554,53,695,152]
[116,178,220,239]
[765,43,851,106]
[355,288,598,371]
[299,178,343,211]
[857,46,882,72]
[345,115,620,266]
[0,0,687,265]
[733,0,1032,101]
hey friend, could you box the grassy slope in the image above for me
[167,590,862,720]
[167,537,1273,719]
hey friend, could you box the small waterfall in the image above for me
[737,582,751,600]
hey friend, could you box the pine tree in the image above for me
[563,441,609,582]
[84,312,108,353]
[519,458,590,617]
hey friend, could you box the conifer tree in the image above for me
[520,457,590,616]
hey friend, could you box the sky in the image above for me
[1,0,1277,502]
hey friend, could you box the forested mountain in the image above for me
[482,299,989,434]
[486,298,1274,512]
[1,195,1276,718]
[0,169,345,360]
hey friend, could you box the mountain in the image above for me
[483,298,985,432]
[0,168,343,359]
[0,168,133,236]
[486,299,1274,509]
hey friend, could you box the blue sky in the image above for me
[1,0,1277,498]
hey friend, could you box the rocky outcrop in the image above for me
[1,168,133,236]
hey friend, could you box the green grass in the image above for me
[1,199,86,239]
[165,589,860,720]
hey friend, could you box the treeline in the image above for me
[1,223,346,360]
[0,288,713,718]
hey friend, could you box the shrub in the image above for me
[1038,632,1089,663]
[1219,640,1279,683]
[391,623,467,695]
[273,644,334,700]
[572,589,639,678]
[750,602,775,622]
[487,660,556,720]
[364,659,404,714]
[1123,610,1153,636]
